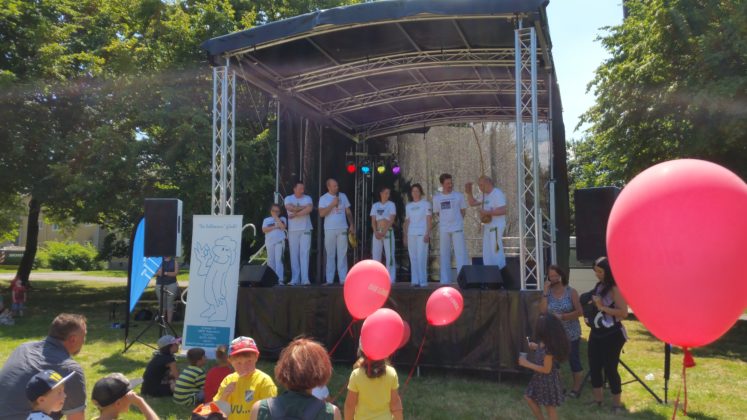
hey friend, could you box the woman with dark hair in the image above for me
[539,264,583,397]
[403,183,432,287]
[370,186,397,282]
[250,338,340,419]
[344,350,403,420]
[262,203,287,284]
[586,256,628,413]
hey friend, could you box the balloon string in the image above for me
[328,319,355,358]
[402,325,429,394]
[671,347,695,419]
[330,380,349,404]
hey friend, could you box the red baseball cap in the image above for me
[229,336,259,357]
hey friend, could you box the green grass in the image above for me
[1,280,746,419]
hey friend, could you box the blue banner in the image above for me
[129,219,162,313]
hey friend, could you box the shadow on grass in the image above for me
[92,353,146,375]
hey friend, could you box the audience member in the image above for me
[10,276,27,317]
[251,338,340,419]
[0,313,88,419]
[204,345,232,403]
[174,348,207,406]
[214,337,277,419]
[141,335,180,397]
[25,370,75,420]
[92,373,157,420]
[344,349,403,420]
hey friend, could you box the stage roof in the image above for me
[202,0,560,141]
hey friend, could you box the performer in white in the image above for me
[370,186,397,283]
[284,181,314,285]
[318,178,355,285]
[432,173,469,284]
[403,183,432,287]
[261,204,287,282]
[467,176,508,268]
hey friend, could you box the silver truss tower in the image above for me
[212,59,236,216]
[515,25,545,290]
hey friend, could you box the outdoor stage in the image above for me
[236,285,542,373]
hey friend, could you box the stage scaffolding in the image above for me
[206,0,567,289]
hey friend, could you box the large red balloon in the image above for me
[398,321,411,349]
[344,260,391,320]
[607,159,747,348]
[426,287,464,326]
[360,308,404,360]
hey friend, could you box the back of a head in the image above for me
[535,314,569,363]
[274,338,332,392]
[48,313,86,341]
[215,345,228,363]
[187,347,206,365]
[354,352,388,379]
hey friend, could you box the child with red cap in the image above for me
[213,337,277,419]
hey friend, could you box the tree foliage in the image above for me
[573,0,747,188]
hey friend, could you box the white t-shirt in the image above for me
[405,200,432,236]
[284,194,313,231]
[432,191,467,232]
[319,192,350,231]
[370,201,397,225]
[482,187,507,228]
[262,216,287,245]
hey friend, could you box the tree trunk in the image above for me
[16,197,41,287]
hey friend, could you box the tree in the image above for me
[574,0,747,188]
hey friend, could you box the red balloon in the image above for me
[360,308,404,360]
[344,260,391,320]
[426,287,464,326]
[398,321,411,349]
[607,159,747,348]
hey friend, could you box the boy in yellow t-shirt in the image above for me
[213,336,277,418]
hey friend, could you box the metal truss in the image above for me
[322,80,548,115]
[514,26,545,290]
[212,61,236,216]
[280,48,518,92]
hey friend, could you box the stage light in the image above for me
[360,160,371,175]
[376,161,386,174]
[391,160,401,175]
[346,161,356,174]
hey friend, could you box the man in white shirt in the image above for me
[318,178,355,285]
[467,176,508,268]
[370,186,397,283]
[284,181,314,285]
[432,173,469,284]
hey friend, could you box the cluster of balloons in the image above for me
[607,159,747,349]
[344,260,465,360]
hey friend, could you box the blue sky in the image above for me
[546,1,624,141]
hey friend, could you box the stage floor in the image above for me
[236,284,541,372]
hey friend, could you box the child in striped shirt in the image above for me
[173,348,207,406]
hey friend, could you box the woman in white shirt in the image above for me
[370,186,397,283]
[262,204,287,283]
[403,184,432,287]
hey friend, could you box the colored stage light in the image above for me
[346,161,356,174]
[360,160,371,174]
[391,160,401,175]
[376,161,387,174]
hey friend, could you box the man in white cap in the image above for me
[91,373,157,420]
[318,178,355,285]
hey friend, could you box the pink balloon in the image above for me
[360,308,404,360]
[607,159,747,348]
[344,260,391,320]
[426,287,464,326]
[398,321,411,349]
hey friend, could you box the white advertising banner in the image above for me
[182,215,243,356]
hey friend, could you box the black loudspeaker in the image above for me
[144,198,183,257]
[501,256,521,290]
[574,187,620,262]
[239,265,278,287]
[457,265,504,290]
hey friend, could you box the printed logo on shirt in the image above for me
[244,390,254,402]
[377,209,385,215]
[441,200,451,210]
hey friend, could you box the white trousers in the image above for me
[407,234,429,286]
[288,230,311,285]
[371,229,396,283]
[266,241,285,282]
[483,223,506,268]
[324,228,349,284]
[439,230,469,284]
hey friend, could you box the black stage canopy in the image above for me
[201,0,561,141]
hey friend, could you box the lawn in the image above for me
[1,280,746,419]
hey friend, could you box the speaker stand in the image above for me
[124,284,178,353]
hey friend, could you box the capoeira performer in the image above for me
[466,176,508,268]
[318,178,355,285]
[370,185,397,283]
[284,181,314,285]
[432,173,469,284]
[403,183,432,287]
[261,203,287,282]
